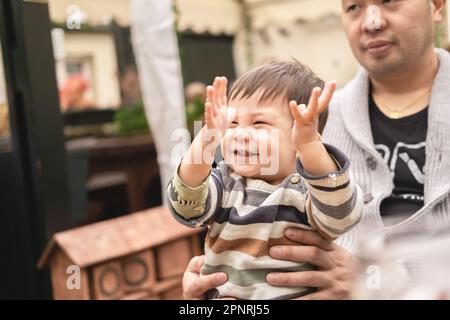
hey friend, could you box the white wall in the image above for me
[64,33,121,108]
[235,17,360,86]
[305,20,360,85]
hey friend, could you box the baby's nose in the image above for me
[234,127,252,142]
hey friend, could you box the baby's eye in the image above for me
[229,121,238,128]
[253,121,269,127]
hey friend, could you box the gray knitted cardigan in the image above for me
[324,48,450,254]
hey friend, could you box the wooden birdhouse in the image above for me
[38,206,204,300]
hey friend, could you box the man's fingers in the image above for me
[185,255,205,274]
[193,255,205,271]
[284,228,335,251]
[266,271,332,288]
[183,255,228,300]
[183,256,204,299]
[318,81,337,113]
[184,272,228,299]
[269,245,333,269]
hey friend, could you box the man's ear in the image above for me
[431,0,446,23]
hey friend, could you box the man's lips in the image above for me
[363,40,393,54]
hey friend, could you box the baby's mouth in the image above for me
[234,150,258,157]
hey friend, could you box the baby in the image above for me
[167,60,363,300]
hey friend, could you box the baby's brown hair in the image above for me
[228,60,328,134]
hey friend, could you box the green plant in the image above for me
[186,96,204,137]
[114,101,149,136]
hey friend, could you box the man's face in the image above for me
[341,0,443,76]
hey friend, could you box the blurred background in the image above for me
[0,0,448,299]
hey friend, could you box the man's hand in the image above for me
[289,81,336,149]
[182,255,228,300]
[266,228,358,300]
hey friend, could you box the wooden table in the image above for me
[66,133,160,213]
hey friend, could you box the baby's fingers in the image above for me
[206,85,214,103]
[305,87,321,120]
[218,77,228,106]
[289,101,306,123]
[318,81,337,113]
[213,77,222,107]
[205,102,214,126]
[206,86,218,116]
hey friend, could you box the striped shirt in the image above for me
[167,143,363,300]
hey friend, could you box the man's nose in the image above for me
[361,5,386,33]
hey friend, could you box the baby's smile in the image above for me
[233,149,259,165]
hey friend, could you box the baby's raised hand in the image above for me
[204,76,235,141]
[289,81,337,151]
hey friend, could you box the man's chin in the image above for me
[360,52,406,75]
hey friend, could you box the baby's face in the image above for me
[221,91,297,185]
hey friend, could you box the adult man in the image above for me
[182,0,449,299]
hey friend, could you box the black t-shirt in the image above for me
[369,92,428,220]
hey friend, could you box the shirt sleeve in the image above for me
[166,163,224,228]
[296,143,363,240]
